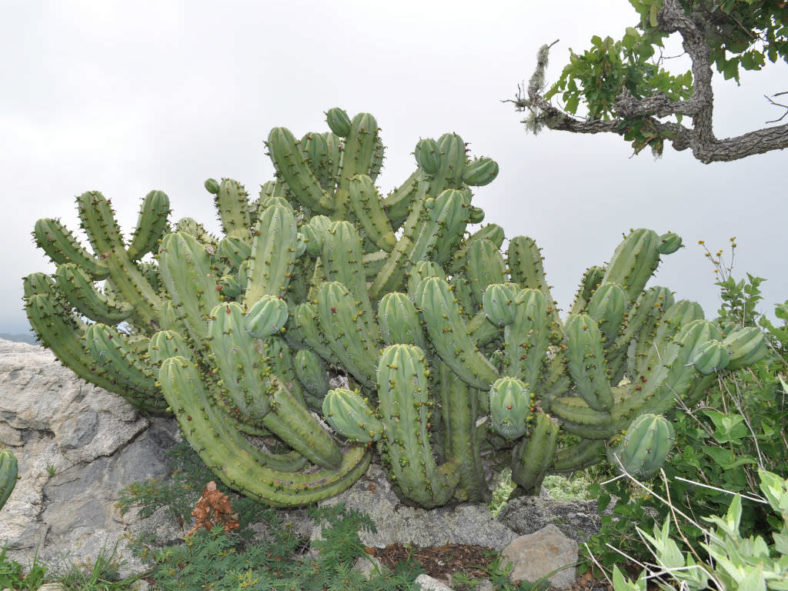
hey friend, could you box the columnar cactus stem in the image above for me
[438,363,489,502]
[376,345,459,508]
[159,357,370,506]
[0,449,18,511]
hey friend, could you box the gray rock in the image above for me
[0,339,180,576]
[415,574,455,591]
[500,524,578,589]
[497,495,601,543]
[315,463,518,551]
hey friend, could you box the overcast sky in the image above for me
[1,1,785,335]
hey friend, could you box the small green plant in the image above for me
[55,544,142,590]
[0,546,46,591]
[612,468,788,590]
[46,464,56,477]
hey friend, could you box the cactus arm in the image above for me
[24,279,137,399]
[148,330,193,364]
[464,239,507,310]
[377,292,426,349]
[569,265,607,315]
[382,170,427,229]
[33,218,109,279]
[564,314,614,412]
[369,134,385,181]
[609,286,674,382]
[448,223,506,275]
[55,264,133,324]
[585,283,628,350]
[213,179,252,241]
[601,228,663,302]
[85,323,167,413]
[376,345,458,508]
[425,133,467,194]
[206,302,341,468]
[158,231,221,343]
[77,192,162,327]
[410,189,469,265]
[323,388,383,443]
[551,440,605,473]
[462,157,499,187]
[500,289,554,392]
[317,282,378,389]
[414,277,498,390]
[294,349,331,400]
[348,175,397,252]
[508,236,551,294]
[0,449,18,511]
[158,357,370,506]
[260,380,343,469]
[368,194,428,299]
[244,203,299,305]
[362,250,388,280]
[548,396,617,439]
[174,217,218,248]
[438,363,488,502]
[333,113,379,219]
[127,190,171,260]
[207,302,271,421]
[216,235,253,273]
[290,302,338,364]
[608,414,675,479]
[267,127,334,214]
[511,411,560,494]
[321,221,379,340]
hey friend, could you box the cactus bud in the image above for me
[326,107,352,137]
[482,283,517,327]
[245,295,289,338]
[414,138,441,174]
[462,157,499,187]
[657,231,683,255]
[691,339,730,374]
[204,178,220,195]
[607,413,675,479]
[490,377,532,440]
[323,388,382,443]
[723,326,769,370]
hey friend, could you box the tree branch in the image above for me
[513,0,788,163]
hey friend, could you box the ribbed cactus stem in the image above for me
[438,363,488,502]
[414,277,498,390]
[76,191,162,327]
[158,231,221,343]
[512,412,559,494]
[0,449,18,511]
[376,345,458,508]
[158,357,370,506]
[244,203,300,304]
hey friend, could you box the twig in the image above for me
[673,476,768,504]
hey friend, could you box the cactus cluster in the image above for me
[24,108,769,508]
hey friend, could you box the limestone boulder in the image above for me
[0,339,181,575]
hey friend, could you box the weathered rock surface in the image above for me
[0,339,181,574]
[315,463,518,550]
[500,524,579,589]
[496,495,601,543]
